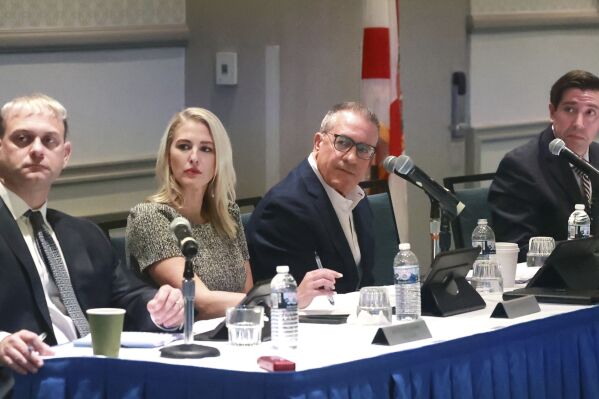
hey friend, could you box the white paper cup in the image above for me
[495,242,519,288]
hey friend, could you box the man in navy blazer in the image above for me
[489,70,599,261]
[247,102,378,302]
[0,94,184,376]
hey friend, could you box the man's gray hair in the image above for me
[319,102,380,134]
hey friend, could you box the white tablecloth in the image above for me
[47,287,588,373]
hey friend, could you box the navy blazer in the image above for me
[489,125,599,261]
[0,199,159,345]
[247,159,375,292]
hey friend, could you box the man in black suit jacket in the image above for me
[247,103,378,303]
[0,94,184,376]
[489,70,599,261]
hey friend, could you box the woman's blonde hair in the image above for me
[148,108,237,238]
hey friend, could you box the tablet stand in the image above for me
[421,247,486,317]
[422,273,485,316]
[194,280,272,342]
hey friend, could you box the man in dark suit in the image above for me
[0,94,184,376]
[247,102,378,304]
[489,70,599,261]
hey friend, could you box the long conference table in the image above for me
[13,290,599,399]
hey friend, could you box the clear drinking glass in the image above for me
[471,259,503,294]
[356,287,392,325]
[527,236,555,267]
[226,306,264,346]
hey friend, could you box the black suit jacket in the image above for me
[0,199,160,345]
[488,125,599,261]
[246,159,375,292]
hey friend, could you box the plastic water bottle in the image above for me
[393,243,421,320]
[270,265,298,349]
[471,219,496,261]
[568,204,591,239]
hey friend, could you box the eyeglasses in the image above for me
[325,133,376,160]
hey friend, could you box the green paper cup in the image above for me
[86,308,125,357]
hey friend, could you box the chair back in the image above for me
[110,234,128,269]
[366,191,400,285]
[241,212,252,233]
[443,173,496,249]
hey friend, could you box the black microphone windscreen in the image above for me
[549,138,565,156]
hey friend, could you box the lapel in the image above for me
[46,210,92,311]
[0,198,53,331]
[540,126,585,207]
[298,160,358,281]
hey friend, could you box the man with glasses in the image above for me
[247,102,379,301]
[489,70,599,261]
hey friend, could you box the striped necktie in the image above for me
[28,211,90,337]
[573,166,592,205]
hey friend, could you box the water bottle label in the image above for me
[271,292,297,309]
[472,240,496,256]
[394,265,419,284]
[569,224,591,239]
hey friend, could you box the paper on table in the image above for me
[515,263,540,284]
[73,332,183,348]
[300,291,360,316]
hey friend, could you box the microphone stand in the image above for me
[429,197,441,260]
[439,211,452,253]
[160,253,220,359]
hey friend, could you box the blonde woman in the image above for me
[127,108,252,319]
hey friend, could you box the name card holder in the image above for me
[491,295,540,319]
[372,319,432,346]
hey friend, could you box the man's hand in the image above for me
[147,285,184,329]
[297,268,342,308]
[0,330,53,375]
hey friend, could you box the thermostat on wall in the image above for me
[216,52,237,85]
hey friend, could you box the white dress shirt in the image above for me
[0,183,77,344]
[308,153,365,266]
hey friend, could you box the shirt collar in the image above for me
[307,153,365,211]
[0,182,48,221]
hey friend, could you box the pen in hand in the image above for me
[314,252,335,306]
[28,332,47,354]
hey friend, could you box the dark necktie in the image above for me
[573,166,592,205]
[28,211,90,337]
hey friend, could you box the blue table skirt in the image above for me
[14,306,599,399]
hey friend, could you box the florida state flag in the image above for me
[361,0,409,240]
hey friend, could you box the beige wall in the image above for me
[185,0,363,198]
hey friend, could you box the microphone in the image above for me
[383,155,465,217]
[549,138,599,178]
[170,217,199,258]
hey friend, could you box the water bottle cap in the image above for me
[398,243,411,250]
[276,265,289,273]
[477,219,488,225]
[575,204,585,210]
